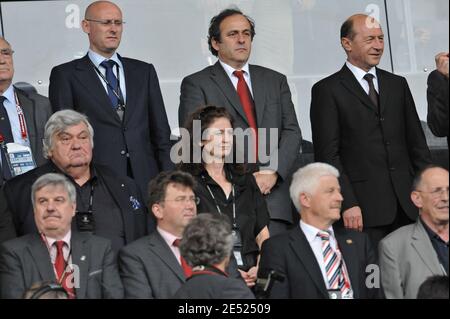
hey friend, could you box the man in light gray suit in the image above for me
[178,8,302,235]
[379,165,448,299]
[0,173,123,299]
[119,171,241,298]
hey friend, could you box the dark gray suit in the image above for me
[179,62,301,230]
[0,87,51,187]
[0,232,123,299]
[118,230,242,299]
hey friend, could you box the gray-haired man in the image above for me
[0,110,152,253]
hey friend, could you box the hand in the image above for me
[342,206,363,232]
[238,267,258,288]
[435,52,449,78]
[253,170,278,195]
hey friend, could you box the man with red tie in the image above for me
[179,8,302,236]
[0,173,123,299]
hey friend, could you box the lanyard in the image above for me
[90,60,125,109]
[77,182,95,213]
[202,174,238,229]
[40,233,73,283]
[13,92,28,140]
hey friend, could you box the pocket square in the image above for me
[129,196,142,210]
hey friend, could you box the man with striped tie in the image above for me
[258,163,380,299]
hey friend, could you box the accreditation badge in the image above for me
[5,143,36,176]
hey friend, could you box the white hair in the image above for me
[289,163,340,212]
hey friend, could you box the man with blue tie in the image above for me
[258,163,380,299]
[49,1,174,198]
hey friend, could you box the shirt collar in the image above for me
[346,60,377,82]
[420,217,448,244]
[2,84,15,105]
[157,226,180,248]
[43,230,72,249]
[88,49,123,69]
[219,60,250,79]
[50,162,97,185]
[300,220,335,243]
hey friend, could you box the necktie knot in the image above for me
[233,70,245,80]
[55,240,65,253]
[100,60,117,70]
[363,73,375,83]
[317,230,331,241]
[173,238,181,247]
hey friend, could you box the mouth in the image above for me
[44,215,61,220]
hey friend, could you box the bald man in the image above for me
[49,1,174,198]
[310,14,431,247]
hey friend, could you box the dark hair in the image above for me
[208,8,256,57]
[147,171,196,207]
[417,275,449,299]
[178,105,246,176]
[412,164,448,191]
[340,17,356,40]
[23,281,68,299]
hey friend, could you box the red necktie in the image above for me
[54,241,76,299]
[233,70,258,161]
[173,239,193,278]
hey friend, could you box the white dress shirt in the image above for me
[346,61,379,95]
[88,50,127,103]
[157,227,182,265]
[42,230,72,277]
[219,60,254,97]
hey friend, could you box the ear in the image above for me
[211,38,220,52]
[81,19,90,34]
[341,37,352,52]
[152,204,163,220]
[299,193,311,209]
[411,191,423,209]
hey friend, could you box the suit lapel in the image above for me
[249,65,265,126]
[335,230,360,298]
[74,55,122,124]
[150,232,185,282]
[339,65,379,114]
[411,222,445,275]
[377,69,390,116]
[71,231,89,299]
[15,89,38,157]
[27,234,56,282]
[119,56,138,124]
[289,227,329,298]
[210,62,249,125]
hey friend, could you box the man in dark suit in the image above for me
[310,14,431,246]
[0,110,150,253]
[48,1,173,197]
[178,8,302,235]
[258,163,379,299]
[0,37,51,187]
[0,173,123,299]
[119,171,241,298]
[427,52,449,146]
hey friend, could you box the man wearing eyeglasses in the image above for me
[49,1,174,200]
[379,165,449,299]
[0,37,52,188]
[118,170,241,298]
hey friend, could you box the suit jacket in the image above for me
[258,226,379,299]
[179,61,302,223]
[118,230,242,299]
[0,162,152,252]
[311,65,431,227]
[427,70,449,145]
[379,220,447,299]
[0,88,51,187]
[0,232,123,299]
[173,271,255,299]
[0,194,16,244]
[49,54,174,197]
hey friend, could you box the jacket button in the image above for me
[121,150,126,155]
[390,167,396,171]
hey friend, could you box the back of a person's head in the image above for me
[23,281,69,299]
[417,275,449,299]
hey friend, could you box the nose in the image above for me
[46,200,56,212]
[373,38,384,50]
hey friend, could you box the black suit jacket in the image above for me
[179,61,302,223]
[258,226,379,299]
[0,162,152,252]
[49,54,174,196]
[0,88,51,187]
[0,232,123,299]
[427,70,449,146]
[310,65,431,227]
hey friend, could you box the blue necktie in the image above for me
[0,96,13,180]
[100,60,119,108]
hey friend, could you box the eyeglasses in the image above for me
[85,19,125,26]
[0,49,14,57]
[416,187,449,198]
[161,196,200,205]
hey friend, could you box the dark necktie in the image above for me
[173,239,193,278]
[233,70,258,160]
[100,60,119,108]
[363,74,379,111]
[54,241,76,299]
[0,96,13,180]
